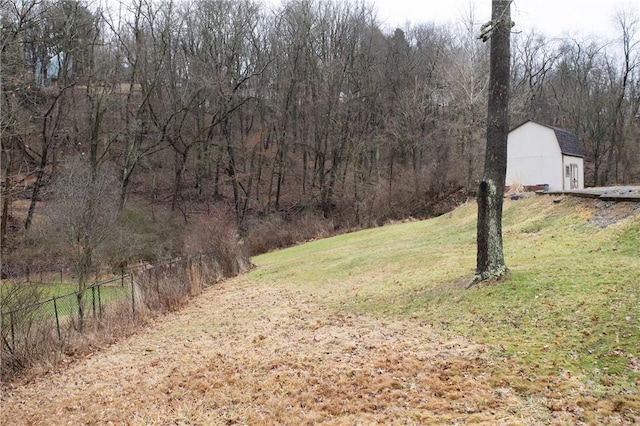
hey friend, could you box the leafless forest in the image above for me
[2,0,639,277]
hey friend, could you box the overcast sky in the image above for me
[373,0,638,39]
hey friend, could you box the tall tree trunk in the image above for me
[275,141,287,211]
[119,103,148,212]
[25,90,66,230]
[471,0,512,286]
[24,145,48,231]
[1,164,11,259]
[223,117,241,221]
[171,147,189,213]
[76,243,91,333]
[302,147,308,195]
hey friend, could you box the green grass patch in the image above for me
[34,284,132,319]
[249,195,640,397]
[2,280,132,322]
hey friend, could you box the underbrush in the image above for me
[246,211,335,255]
[1,251,250,381]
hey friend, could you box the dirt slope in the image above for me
[0,277,581,425]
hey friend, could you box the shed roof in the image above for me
[549,125,583,158]
[510,120,584,158]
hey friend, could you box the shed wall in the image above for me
[506,123,564,191]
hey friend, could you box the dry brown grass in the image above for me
[2,196,639,424]
[1,276,599,425]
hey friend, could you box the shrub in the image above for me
[246,211,334,255]
[1,281,45,372]
[3,224,67,278]
[103,203,186,270]
[183,211,251,276]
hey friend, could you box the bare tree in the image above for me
[444,13,490,190]
[549,39,614,186]
[609,7,639,183]
[103,0,167,211]
[22,0,97,230]
[471,0,512,286]
[510,30,559,123]
[47,158,118,332]
[0,0,39,255]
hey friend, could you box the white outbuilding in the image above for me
[506,120,584,192]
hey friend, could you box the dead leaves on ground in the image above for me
[1,281,638,425]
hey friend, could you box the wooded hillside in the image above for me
[2,0,639,276]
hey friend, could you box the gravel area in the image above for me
[557,186,640,200]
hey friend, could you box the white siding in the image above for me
[562,155,584,190]
[506,122,564,191]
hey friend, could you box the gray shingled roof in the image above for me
[549,125,584,158]
[510,120,584,158]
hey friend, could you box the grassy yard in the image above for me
[2,194,638,425]
[251,195,640,414]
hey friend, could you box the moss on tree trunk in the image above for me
[472,179,507,285]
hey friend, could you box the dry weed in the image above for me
[2,277,618,425]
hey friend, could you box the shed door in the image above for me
[569,163,579,189]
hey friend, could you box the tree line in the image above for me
[1,0,639,274]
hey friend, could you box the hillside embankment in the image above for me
[1,195,639,424]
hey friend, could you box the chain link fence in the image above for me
[1,252,247,376]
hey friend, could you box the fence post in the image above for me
[121,266,124,288]
[92,286,96,319]
[53,297,62,341]
[154,267,159,297]
[10,311,16,371]
[97,285,102,319]
[131,275,136,322]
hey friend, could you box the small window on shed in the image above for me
[565,165,571,177]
